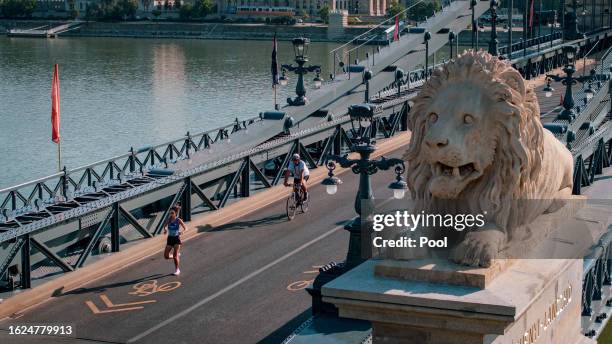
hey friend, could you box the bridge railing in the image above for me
[328,0,463,80]
[498,31,563,56]
[0,115,263,220]
[0,89,413,291]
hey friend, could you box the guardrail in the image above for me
[0,115,262,219]
[498,31,563,57]
[0,86,413,292]
[328,0,464,80]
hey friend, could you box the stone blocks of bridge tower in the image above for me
[327,10,348,40]
[322,259,595,344]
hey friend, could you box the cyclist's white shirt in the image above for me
[288,160,310,177]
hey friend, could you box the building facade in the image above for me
[217,0,387,16]
[330,0,385,16]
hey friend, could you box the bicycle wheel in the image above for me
[286,193,297,220]
[300,195,309,213]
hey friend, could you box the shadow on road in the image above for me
[257,308,312,344]
[197,213,288,233]
[51,274,165,297]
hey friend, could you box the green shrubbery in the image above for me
[177,0,213,20]
[318,4,329,23]
[386,0,441,22]
[407,0,441,22]
[0,0,37,18]
[386,0,405,20]
[86,0,138,20]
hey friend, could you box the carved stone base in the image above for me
[323,259,588,344]
[374,259,515,289]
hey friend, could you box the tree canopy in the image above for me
[0,0,36,18]
[387,0,406,20]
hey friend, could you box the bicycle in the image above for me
[286,180,309,220]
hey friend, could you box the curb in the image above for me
[0,132,410,320]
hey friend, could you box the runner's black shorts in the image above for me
[167,235,182,246]
[293,175,309,183]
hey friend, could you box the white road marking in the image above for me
[127,219,351,343]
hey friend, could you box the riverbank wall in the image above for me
[0,20,369,42]
[0,19,541,46]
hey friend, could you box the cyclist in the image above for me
[284,153,310,201]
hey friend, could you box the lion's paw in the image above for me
[451,230,505,268]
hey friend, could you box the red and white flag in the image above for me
[393,16,400,41]
[51,64,60,144]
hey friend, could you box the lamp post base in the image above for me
[287,96,308,106]
[558,108,576,122]
[307,217,366,316]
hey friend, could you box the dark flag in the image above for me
[271,33,279,87]
[529,0,534,28]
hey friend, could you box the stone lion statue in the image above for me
[403,51,574,267]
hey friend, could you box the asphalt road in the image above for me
[0,149,404,344]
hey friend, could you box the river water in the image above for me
[0,37,340,188]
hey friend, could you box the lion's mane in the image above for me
[405,51,544,231]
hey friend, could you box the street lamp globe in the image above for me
[348,104,376,141]
[584,85,594,99]
[543,79,555,97]
[279,70,288,86]
[563,45,577,62]
[292,37,310,61]
[313,71,323,89]
[322,162,342,195]
[388,166,408,199]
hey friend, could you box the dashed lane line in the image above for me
[126,218,351,343]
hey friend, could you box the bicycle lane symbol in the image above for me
[129,280,182,297]
[286,266,323,291]
[85,279,183,315]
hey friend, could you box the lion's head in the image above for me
[405,51,544,228]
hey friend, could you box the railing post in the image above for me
[333,126,342,155]
[21,234,31,289]
[111,202,120,253]
[401,101,409,131]
[10,191,16,211]
[333,51,337,80]
[62,166,68,200]
[129,147,136,173]
[185,131,191,159]
[181,177,192,222]
[241,156,251,198]
[348,51,351,80]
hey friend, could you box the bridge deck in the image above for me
[0,149,404,344]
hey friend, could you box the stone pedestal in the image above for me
[322,259,595,344]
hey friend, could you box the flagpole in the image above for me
[58,140,62,172]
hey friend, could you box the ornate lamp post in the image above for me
[323,104,407,266]
[395,68,405,97]
[363,69,373,102]
[564,0,585,40]
[308,104,407,315]
[488,0,499,56]
[470,0,478,49]
[545,45,592,122]
[448,31,456,59]
[282,37,322,106]
[424,31,431,80]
